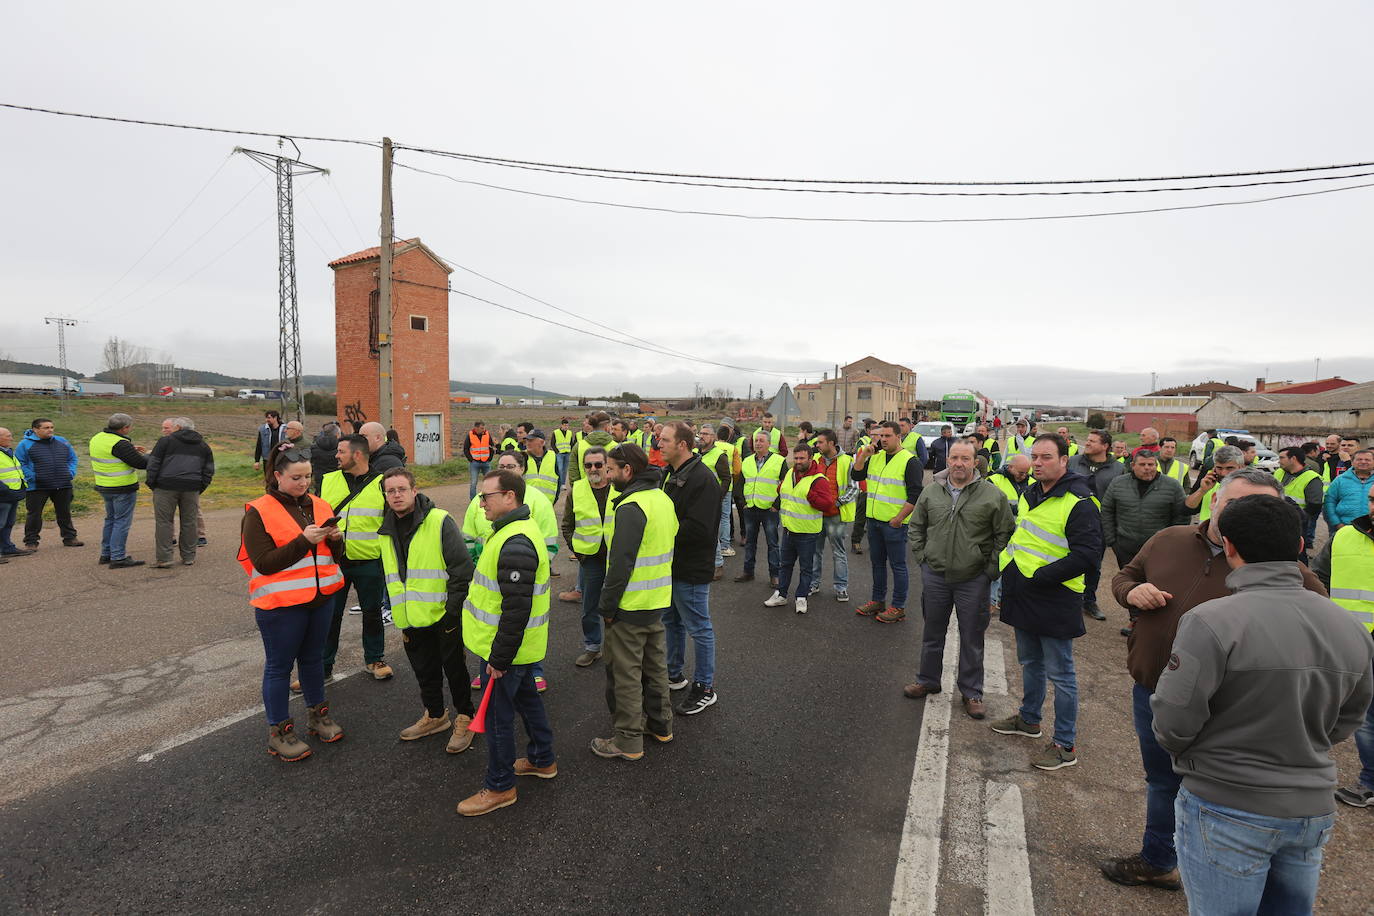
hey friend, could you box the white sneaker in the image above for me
[836,588,850,602]
[347,605,363,616]
[796,597,808,615]
[763,590,787,607]
[721,547,737,557]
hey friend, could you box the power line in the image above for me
[394,159,1374,225]
[0,102,377,147]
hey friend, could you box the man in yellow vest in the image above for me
[991,433,1103,772]
[593,443,678,760]
[1313,489,1374,808]
[811,429,855,602]
[764,443,837,614]
[560,445,615,667]
[735,431,787,588]
[1276,447,1324,563]
[850,420,923,623]
[0,427,33,562]
[377,467,478,754]
[552,417,574,491]
[757,412,786,455]
[849,419,878,556]
[90,412,149,568]
[522,429,560,505]
[1155,437,1189,488]
[320,435,393,683]
[457,467,557,816]
[694,424,732,579]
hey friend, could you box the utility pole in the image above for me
[234,141,329,422]
[44,317,78,412]
[377,138,395,430]
[833,363,839,426]
[530,377,535,403]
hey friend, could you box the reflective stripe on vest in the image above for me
[238,494,345,609]
[525,451,559,502]
[999,488,1096,593]
[604,488,679,611]
[552,428,574,454]
[380,507,452,629]
[467,430,491,462]
[1157,458,1188,484]
[990,473,1021,511]
[320,471,386,560]
[89,431,137,488]
[461,516,550,664]
[742,453,785,509]
[1275,468,1320,507]
[780,472,822,533]
[570,480,618,555]
[865,449,914,522]
[832,453,855,523]
[1329,525,1374,632]
[0,451,21,490]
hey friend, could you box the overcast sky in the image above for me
[4,3,1373,406]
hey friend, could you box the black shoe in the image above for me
[98,555,111,564]
[1084,603,1106,621]
[3,548,36,557]
[1335,785,1374,807]
[1098,854,1182,890]
[108,557,146,569]
[62,539,84,548]
[197,536,208,547]
[677,683,717,716]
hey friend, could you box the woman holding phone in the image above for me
[238,447,348,761]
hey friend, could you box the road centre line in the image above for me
[985,780,1036,916]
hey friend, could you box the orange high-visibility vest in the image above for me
[468,429,492,462]
[239,494,345,610]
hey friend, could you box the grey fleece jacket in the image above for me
[1152,562,1374,817]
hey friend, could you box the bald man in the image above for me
[360,421,407,473]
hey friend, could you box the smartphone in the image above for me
[322,516,341,527]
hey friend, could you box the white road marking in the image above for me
[985,780,1036,916]
[889,634,958,914]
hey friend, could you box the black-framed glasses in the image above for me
[477,490,510,502]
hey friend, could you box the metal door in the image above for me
[414,413,443,466]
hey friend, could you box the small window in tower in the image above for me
[410,315,429,332]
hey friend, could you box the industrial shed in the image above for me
[1195,381,1374,440]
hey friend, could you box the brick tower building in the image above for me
[328,238,452,464]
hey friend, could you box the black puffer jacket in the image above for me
[661,455,722,585]
[486,504,541,671]
[311,427,339,486]
[146,429,215,493]
[371,440,407,473]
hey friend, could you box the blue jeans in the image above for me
[580,560,607,652]
[468,461,490,499]
[716,494,731,566]
[989,576,1003,606]
[99,490,138,561]
[866,518,909,608]
[555,453,569,490]
[477,662,555,792]
[255,601,333,724]
[1174,786,1334,915]
[1355,657,1374,791]
[742,507,780,579]
[1013,627,1078,749]
[776,530,818,599]
[666,580,716,687]
[1134,683,1184,870]
[811,515,849,590]
[0,499,19,552]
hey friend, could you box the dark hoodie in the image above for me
[370,439,407,474]
[311,426,339,489]
[146,428,215,493]
[599,467,668,621]
[377,491,474,623]
[998,471,1104,639]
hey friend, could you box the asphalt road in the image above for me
[2,484,1369,914]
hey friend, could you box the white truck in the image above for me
[0,373,80,394]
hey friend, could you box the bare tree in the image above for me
[102,336,149,392]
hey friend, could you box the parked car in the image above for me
[914,421,947,449]
[1188,428,1278,470]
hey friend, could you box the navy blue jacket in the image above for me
[998,471,1104,639]
[15,430,78,489]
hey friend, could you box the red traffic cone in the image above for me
[469,675,496,734]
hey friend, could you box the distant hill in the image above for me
[74,363,569,398]
[1,358,87,378]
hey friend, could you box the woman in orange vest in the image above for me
[239,448,348,762]
[462,420,493,499]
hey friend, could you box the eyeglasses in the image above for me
[584,461,605,468]
[477,490,509,502]
[384,487,412,496]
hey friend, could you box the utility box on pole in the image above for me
[328,238,452,464]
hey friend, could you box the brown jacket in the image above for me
[1113,521,1327,690]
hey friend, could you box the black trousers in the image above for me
[24,487,77,544]
[850,492,868,545]
[402,610,475,719]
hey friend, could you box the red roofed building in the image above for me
[328,238,452,464]
[1253,376,1356,395]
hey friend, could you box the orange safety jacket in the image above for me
[468,429,492,462]
[238,494,346,610]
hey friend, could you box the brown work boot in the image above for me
[365,660,394,680]
[903,682,941,699]
[733,572,754,583]
[447,715,474,754]
[855,600,884,617]
[962,696,986,720]
[558,589,583,603]
[514,757,558,779]
[589,737,643,760]
[306,703,344,743]
[457,786,517,816]
[875,606,906,624]
[1098,854,1182,891]
[400,710,451,741]
[267,719,311,762]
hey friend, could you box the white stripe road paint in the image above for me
[136,670,363,763]
[889,633,958,914]
[985,781,1036,916]
[984,633,1007,697]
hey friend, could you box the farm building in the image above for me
[1195,381,1374,440]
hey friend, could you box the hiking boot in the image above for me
[962,697,986,720]
[400,710,451,741]
[667,674,689,690]
[836,587,849,602]
[989,713,1043,738]
[855,600,884,617]
[447,715,475,754]
[852,542,864,555]
[1032,742,1078,771]
[109,557,145,568]
[590,737,643,760]
[1335,785,1374,808]
[903,682,941,699]
[268,719,311,761]
[795,597,808,615]
[457,786,517,816]
[514,757,558,779]
[365,661,393,680]
[574,649,602,667]
[733,572,755,583]
[558,589,583,603]
[1098,854,1182,890]
[649,730,674,744]
[763,590,788,607]
[875,606,906,624]
[63,539,84,547]
[677,683,717,715]
[306,703,343,743]
[1083,602,1106,621]
[721,547,736,557]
